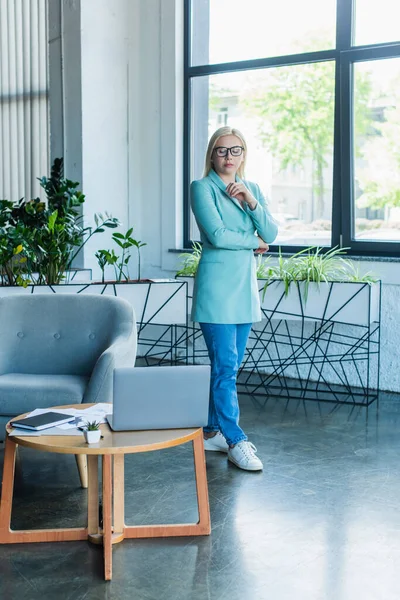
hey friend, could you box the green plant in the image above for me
[96,228,147,282]
[95,248,119,283]
[0,200,31,286]
[176,242,203,277]
[85,420,100,431]
[255,254,274,279]
[340,260,378,284]
[111,229,135,282]
[133,239,146,280]
[0,159,120,286]
[262,246,378,302]
[33,161,120,284]
[95,249,109,283]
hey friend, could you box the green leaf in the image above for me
[48,210,58,233]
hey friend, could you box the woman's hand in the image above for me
[226,182,257,210]
[255,237,269,254]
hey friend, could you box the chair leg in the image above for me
[75,455,88,489]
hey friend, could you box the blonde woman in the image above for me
[191,126,278,471]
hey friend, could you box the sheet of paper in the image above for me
[57,421,79,430]
[74,403,113,424]
[37,427,83,436]
[8,429,41,437]
[26,403,113,425]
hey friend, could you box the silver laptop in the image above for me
[107,365,211,431]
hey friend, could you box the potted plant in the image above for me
[259,246,380,325]
[176,243,380,326]
[0,158,119,287]
[83,421,101,444]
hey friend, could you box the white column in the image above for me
[80,0,130,277]
[60,0,130,278]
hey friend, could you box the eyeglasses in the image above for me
[213,146,244,158]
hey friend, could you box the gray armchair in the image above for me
[0,294,137,443]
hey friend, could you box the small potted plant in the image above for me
[83,420,101,444]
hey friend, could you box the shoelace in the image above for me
[237,441,258,460]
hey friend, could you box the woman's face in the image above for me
[211,134,244,180]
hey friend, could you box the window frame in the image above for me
[183,0,400,257]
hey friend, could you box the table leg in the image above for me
[87,456,99,537]
[113,455,124,535]
[192,434,211,534]
[0,437,87,544]
[0,437,17,541]
[124,430,211,539]
[102,455,112,581]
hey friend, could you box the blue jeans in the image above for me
[200,323,252,447]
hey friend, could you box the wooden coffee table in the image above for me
[0,404,210,580]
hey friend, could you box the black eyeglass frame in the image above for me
[213,146,245,157]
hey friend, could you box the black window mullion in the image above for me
[187,49,337,78]
[336,0,354,49]
[332,0,354,250]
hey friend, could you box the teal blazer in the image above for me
[190,169,278,324]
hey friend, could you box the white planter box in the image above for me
[259,279,381,326]
[0,280,187,325]
[177,276,380,327]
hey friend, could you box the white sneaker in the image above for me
[228,441,263,471]
[203,432,229,453]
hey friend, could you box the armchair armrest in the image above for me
[82,332,137,405]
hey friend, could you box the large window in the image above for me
[184,0,400,256]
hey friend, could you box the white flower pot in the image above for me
[84,429,101,444]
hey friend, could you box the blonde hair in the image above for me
[203,126,248,178]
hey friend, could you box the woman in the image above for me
[191,126,278,471]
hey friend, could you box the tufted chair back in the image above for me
[0,294,135,376]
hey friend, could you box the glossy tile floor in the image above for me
[0,391,400,600]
